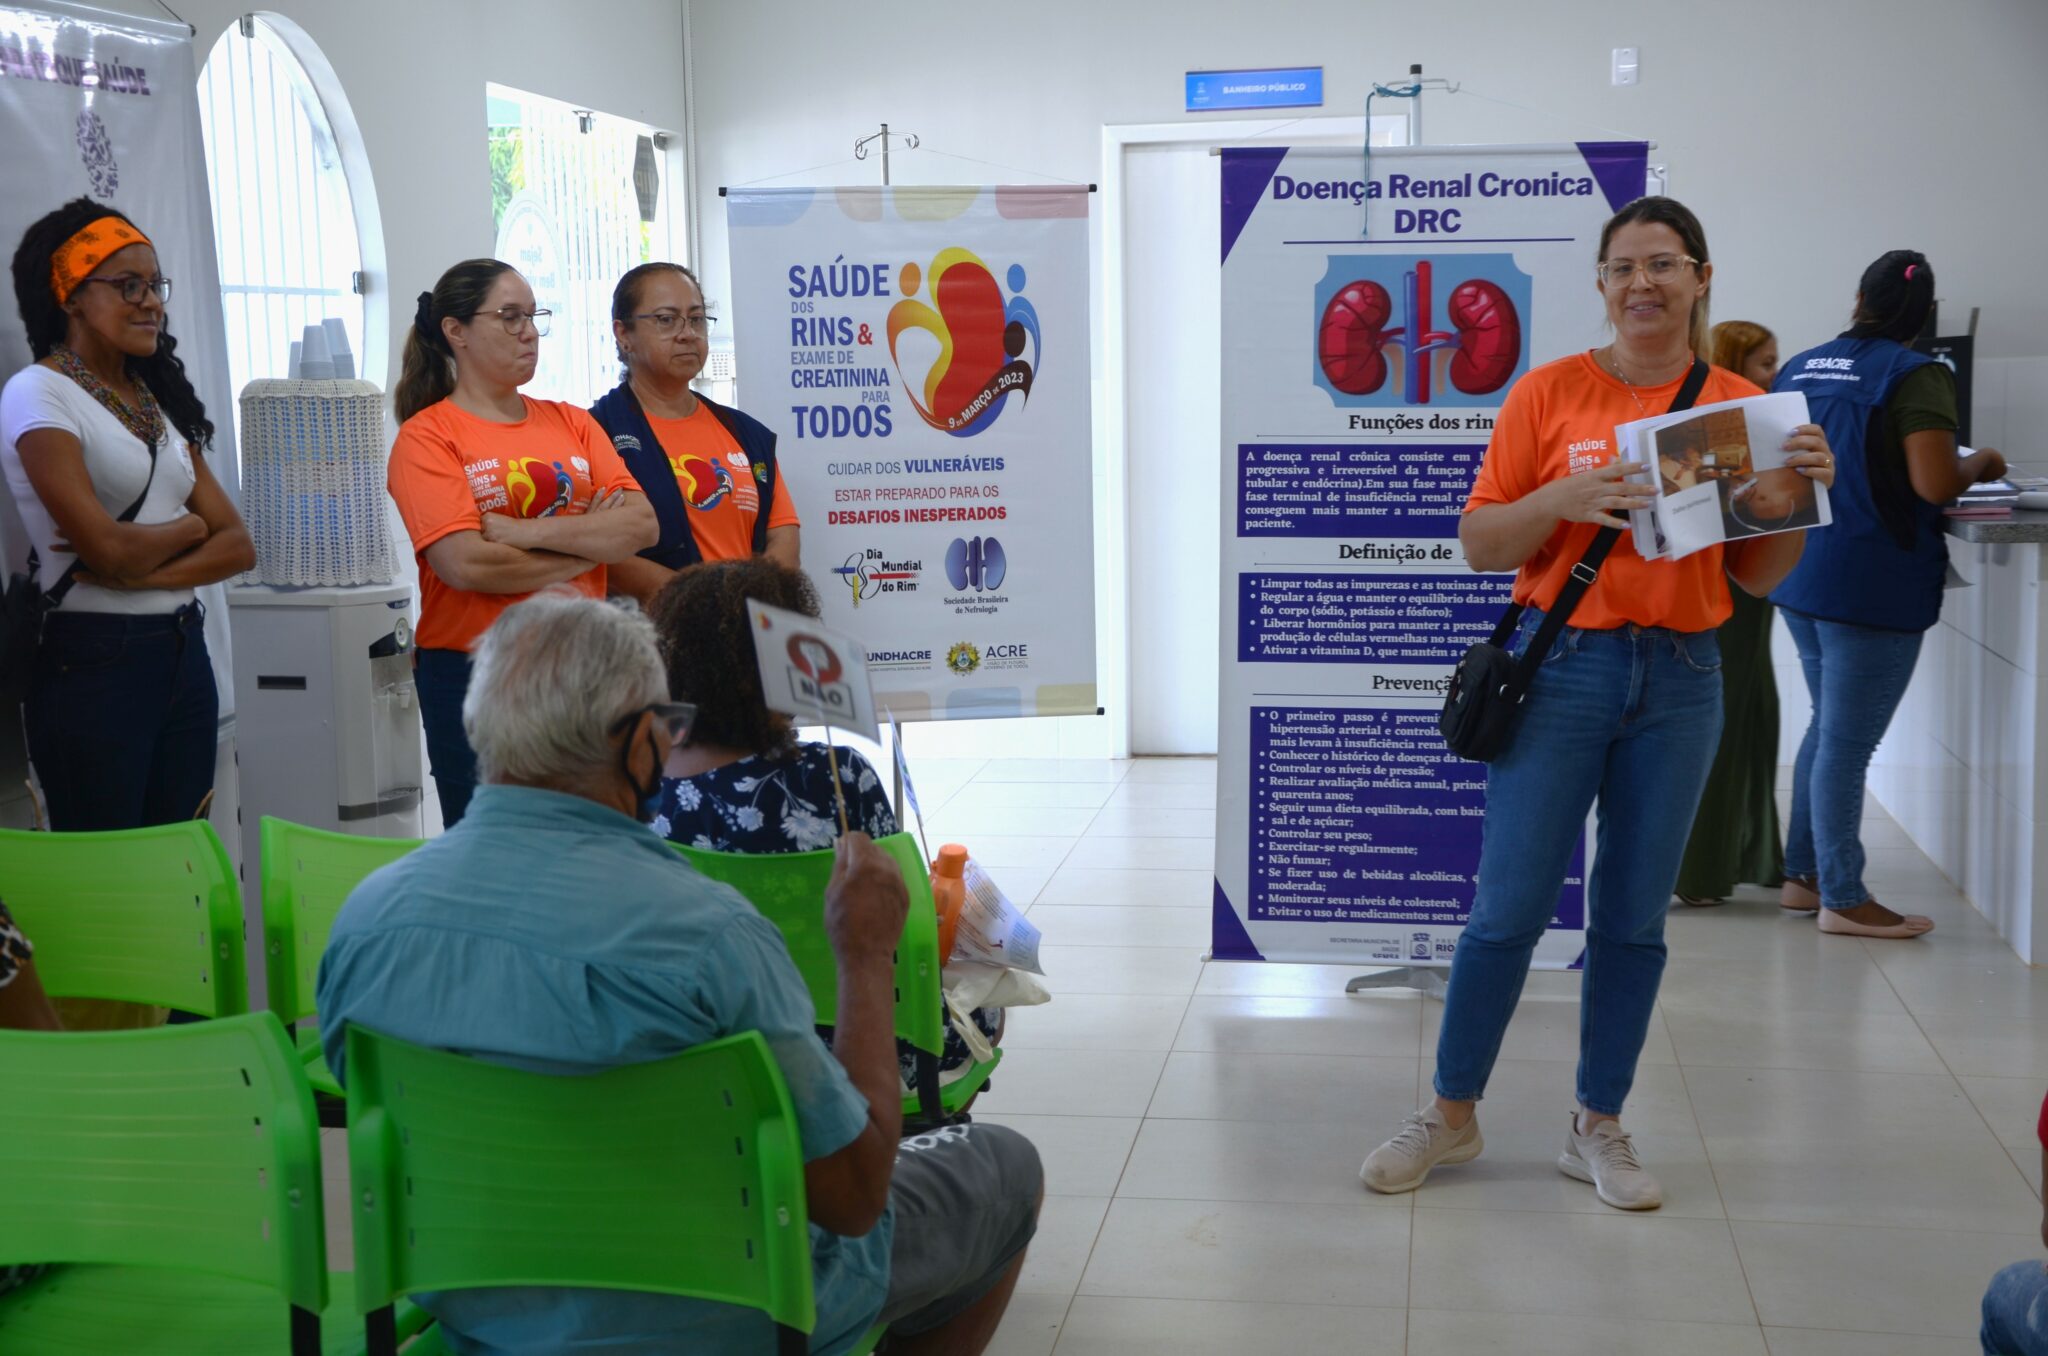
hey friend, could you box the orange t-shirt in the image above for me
[388,396,640,652]
[1464,352,1765,632]
[643,404,799,563]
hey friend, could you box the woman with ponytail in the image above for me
[388,259,657,825]
[2,197,253,829]
[1770,251,2006,939]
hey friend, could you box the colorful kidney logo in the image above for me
[506,458,574,517]
[888,249,1040,437]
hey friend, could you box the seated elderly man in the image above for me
[317,592,1042,1356]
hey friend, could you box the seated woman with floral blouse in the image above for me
[647,557,998,1097]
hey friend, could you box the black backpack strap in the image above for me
[1505,357,1710,681]
[39,435,161,609]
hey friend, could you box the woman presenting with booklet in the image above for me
[1362,197,1835,1212]
[1769,250,2005,940]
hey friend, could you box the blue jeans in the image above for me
[24,603,218,830]
[415,647,477,827]
[1982,1259,2048,1355]
[1434,615,1724,1116]
[1780,610,1925,910]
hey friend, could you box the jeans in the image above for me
[1434,614,1724,1116]
[1982,1259,2048,1355]
[24,603,217,830]
[1780,610,1925,910]
[415,647,478,827]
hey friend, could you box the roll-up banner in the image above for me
[1214,142,1652,968]
[726,186,1095,723]
[0,2,238,714]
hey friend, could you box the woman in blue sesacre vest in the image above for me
[1769,251,2006,940]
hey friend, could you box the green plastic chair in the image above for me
[0,821,247,1017]
[673,832,1001,1126]
[0,1010,423,1354]
[346,1025,885,1356]
[259,817,423,1097]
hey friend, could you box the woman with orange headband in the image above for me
[2,197,252,830]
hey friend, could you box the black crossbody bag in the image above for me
[1439,358,1708,762]
[0,437,160,697]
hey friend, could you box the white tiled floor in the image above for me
[319,754,2045,1355]
[956,756,2045,1355]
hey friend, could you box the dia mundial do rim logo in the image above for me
[945,641,982,676]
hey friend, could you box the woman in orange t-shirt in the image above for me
[388,259,657,825]
[590,263,798,606]
[1361,199,1837,1211]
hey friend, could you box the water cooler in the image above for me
[227,582,422,890]
[228,335,420,1007]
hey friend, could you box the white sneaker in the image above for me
[1360,1106,1483,1194]
[1558,1115,1663,1210]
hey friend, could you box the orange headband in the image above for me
[50,217,152,305]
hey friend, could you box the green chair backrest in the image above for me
[673,832,945,1056]
[259,817,422,1024]
[345,1025,817,1336]
[0,1011,327,1315]
[0,821,247,1015]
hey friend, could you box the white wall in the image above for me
[688,0,2048,753]
[688,0,2048,373]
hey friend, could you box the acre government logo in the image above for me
[945,641,981,676]
[888,249,1041,437]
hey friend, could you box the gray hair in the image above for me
[462,591,668,790]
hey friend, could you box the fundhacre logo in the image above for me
[887,248,1041,437]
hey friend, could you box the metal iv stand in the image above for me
[853,123,919,186]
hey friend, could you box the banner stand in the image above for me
[1213,141,1659,976]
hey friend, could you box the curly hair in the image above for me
[649,558,823,756]
[10,196,215,449]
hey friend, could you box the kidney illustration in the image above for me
[1315,261,1523,404]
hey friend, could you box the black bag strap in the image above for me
[32,435,162,609]
[1501,357,1711,687]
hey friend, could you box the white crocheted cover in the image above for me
[237,378,395,586]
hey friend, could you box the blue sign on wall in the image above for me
[1186,66,1323,112]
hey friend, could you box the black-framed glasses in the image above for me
[630,309,717,338]
[470,305,552,337]
[610,701,696,744]
[1596,254,1697,288]
[80,274,172,305]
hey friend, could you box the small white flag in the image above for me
[747,600,880,741]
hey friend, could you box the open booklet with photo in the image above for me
[1617,391,1828,561]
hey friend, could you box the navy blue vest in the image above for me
[588,384,781,570]
[1769,336,1945,632]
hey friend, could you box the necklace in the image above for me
[51,345,165,449]
[1606,346,1691,419]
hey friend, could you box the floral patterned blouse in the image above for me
[0,900,30,990]
[654,744,1000,1087]
[653,744,898,851]
[0,899,41,1298]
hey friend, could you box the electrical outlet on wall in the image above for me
[1612,47,1640,86]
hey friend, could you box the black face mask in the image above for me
[609,701,694,825]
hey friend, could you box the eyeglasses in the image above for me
[630,309,717,337]
[79,274,172,305]
[610,701,697,744]
[470,305,552,337]
[1597,254,1697,288]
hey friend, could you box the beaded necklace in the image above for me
[50,345,165,449]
